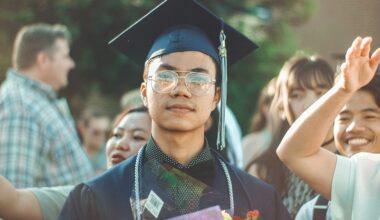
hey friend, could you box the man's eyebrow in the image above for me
[190,67,209,73]
[158,64,210,73]
[158,63,176,70]
[131,128,148,132]
[338,110,351,115]
[362,108,380,114]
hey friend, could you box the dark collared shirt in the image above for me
[145,137,213,169]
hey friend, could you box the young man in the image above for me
[59,0,291,219]
[0,23,94,187]
[277,36,380,219]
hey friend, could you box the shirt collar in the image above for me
[7,69,57,99]
[145,136,213,169]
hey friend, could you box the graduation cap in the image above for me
[109,0,258,150]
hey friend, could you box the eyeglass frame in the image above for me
[146,70,217,96]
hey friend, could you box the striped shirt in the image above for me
[0,69,94,187]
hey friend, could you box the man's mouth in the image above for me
[346,137,371,146]
[167,104,195,112]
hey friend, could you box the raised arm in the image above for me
[0,175,42,220]
[276,37,380,199]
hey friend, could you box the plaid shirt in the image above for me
[0,69,94,187]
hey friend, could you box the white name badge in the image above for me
[145,190,164,218]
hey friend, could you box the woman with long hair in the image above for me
[245,54,336,217]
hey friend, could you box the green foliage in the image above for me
[0,0,314,132]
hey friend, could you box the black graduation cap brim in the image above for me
[109,0,258,67]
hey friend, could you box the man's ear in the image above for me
[36,52,49,69]
[212,87,221,110]
[140,82,148,107]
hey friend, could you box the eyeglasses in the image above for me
[147,70,216,96]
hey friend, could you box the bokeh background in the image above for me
[1,0,379,134]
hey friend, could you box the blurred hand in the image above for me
[338,36,380,93]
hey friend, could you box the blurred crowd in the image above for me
[0,5,379,219]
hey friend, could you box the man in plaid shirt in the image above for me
[0,23,94,187]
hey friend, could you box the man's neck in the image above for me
[17,67,57,92]
[17,67,39,80]
[152,125,205,166]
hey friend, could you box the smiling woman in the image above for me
[106,107,151,167]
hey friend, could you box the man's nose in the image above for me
[170,77,192,97]
[346,117,365,132]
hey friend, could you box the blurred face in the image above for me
[141,51,220,132]
[106,112,151,168]
[83,116,110,151]
[282,75,330,124]
[334,91,380,156]
[42,38,75,91]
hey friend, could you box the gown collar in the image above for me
[145,136,213,169]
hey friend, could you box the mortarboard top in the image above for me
[109,0,258,67]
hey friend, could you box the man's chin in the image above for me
[55,82,68,91]
[159,123,203,133]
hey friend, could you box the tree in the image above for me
[0,0,314,131]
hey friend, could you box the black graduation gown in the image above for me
[58,150,290,220]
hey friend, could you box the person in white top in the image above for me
[277,36,380,220]
[295,69,380,220]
